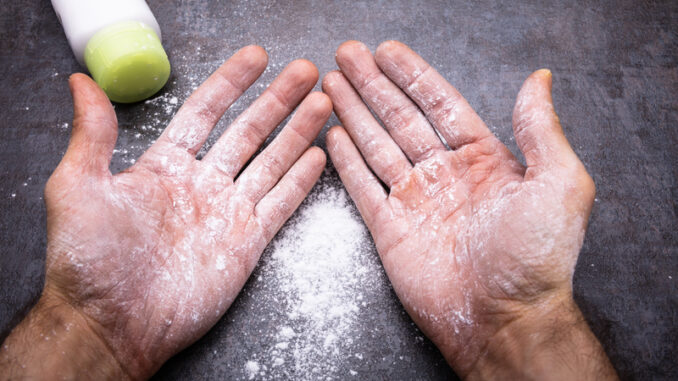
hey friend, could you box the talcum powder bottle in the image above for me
[51,0,171,103]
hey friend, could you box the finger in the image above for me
[326,126,390,230]
[513,69,581,179]
[203,59,319,178]
[335,41,445,162]
[60,73,118,176]
[323,71,412,187]
[154,45,268,155]
[375,40,495,149]
[236,92,332,203]
[255,147,326,241]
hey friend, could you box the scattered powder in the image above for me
[245,360,260,380]
[109,91,182,166]
[145,92,181,116]
[247,178,379,380]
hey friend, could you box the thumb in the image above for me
[512,69,580,179]
[58,73,118,177]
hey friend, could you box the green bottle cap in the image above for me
[84,21,171,103]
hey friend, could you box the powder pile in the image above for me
[245,178,380,380]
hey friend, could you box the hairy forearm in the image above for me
[0,290,129,381]
[465,294,618,381]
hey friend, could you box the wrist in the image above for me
[464,292,617,381]
[0,288,131,380]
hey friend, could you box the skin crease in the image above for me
[25,45,330,379]
[324,41,615,379]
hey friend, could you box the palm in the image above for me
[381,144,578,332]
[325,41,594,372]
[49,152,261,355]
[44,46,331,378]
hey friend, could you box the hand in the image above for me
[0,46,330,380]
[324,41,617,379]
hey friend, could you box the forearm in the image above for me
[0,290,129,381]
[465,294,618,381]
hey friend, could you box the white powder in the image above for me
[216,255,226,271]
[106,91,182,166]
[145,93,181,115]
[249,177,379,380]
[245,360,260,380]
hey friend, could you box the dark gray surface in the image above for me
[1,0,677,380]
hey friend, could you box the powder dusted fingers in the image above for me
[375,40,496,150]
[326,126,390,231]
[254,147,327,243]
[323,70,412,188]
[335,41,446,163]
[236,92,332,204]
[202,59,319,179]
[153,45,268,155]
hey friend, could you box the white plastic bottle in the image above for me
[51,0,171,103]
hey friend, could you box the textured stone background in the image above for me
[0,1,676,380]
